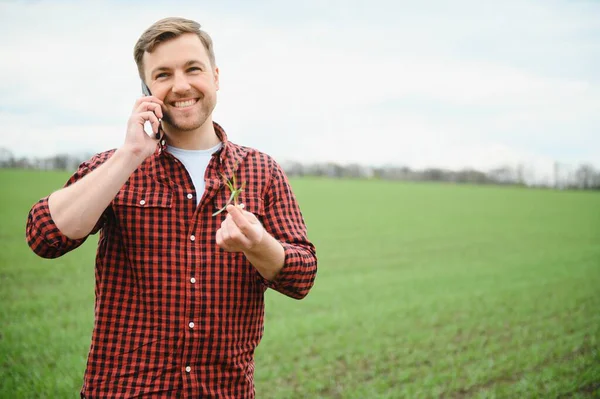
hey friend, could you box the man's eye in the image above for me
[156,73,169,79]
[188,67,202,72]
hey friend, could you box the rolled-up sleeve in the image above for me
[26,196,90,259]
[258,158,317,299]
[25,151,113,259]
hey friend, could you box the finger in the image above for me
[221,215,250,248]
[223,215,243,239]
[138,111,160,131]
[223,216,253,249]
[216,228,227,249]
[228,208,262,248]
[153,121,163,137]
[226,205,252,230]
[227,222,253,249]
[155,124,164,140]
[216,228,235,252]
[135,111,161,137]
[227,206,263,241]
[134,95,164,109]
[220,219,231,242]
[135,101,164,119]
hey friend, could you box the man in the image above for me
[26,17,317,399]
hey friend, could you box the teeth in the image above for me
[174,99,196,108]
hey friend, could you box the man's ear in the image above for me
[214,67,220,91]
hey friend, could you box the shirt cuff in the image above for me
[256,242,316,299]
[27,196,86,258]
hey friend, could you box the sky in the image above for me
[1,0,599,183]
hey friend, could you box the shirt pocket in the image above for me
[111,187,173,254]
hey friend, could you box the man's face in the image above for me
[143,33,219,132]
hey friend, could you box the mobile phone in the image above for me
[141,81,162,139]
[141,81,152,97]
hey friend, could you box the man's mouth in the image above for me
[172,99,198,108]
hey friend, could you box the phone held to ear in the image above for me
[141,82,162,139]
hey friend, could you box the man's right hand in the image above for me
[123,96,165,161]
[47,96,167,240]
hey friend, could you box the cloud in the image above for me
[1,0,599,177]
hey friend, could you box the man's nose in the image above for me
[172,71,191,93]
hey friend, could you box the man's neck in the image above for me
[164,119,221,150]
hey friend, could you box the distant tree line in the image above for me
[280,161,600,190]
[1,147,598,190]
[0,148,91,172]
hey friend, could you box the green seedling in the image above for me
[212,171,246,216]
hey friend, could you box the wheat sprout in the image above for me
[212,171,246,216]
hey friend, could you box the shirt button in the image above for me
[139,199,146,206]
[187,193,193,200]
[190,277,196,284]
[190,235,196,241]
[185,366,191,373]
[189,322,195,329]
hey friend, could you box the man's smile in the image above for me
[172,98,199,108]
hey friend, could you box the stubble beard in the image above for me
[163,96,216,132]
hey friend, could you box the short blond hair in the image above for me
[134,17,216,82]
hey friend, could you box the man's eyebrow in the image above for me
[184,60,207,68]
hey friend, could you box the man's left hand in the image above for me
[216,204,265,253]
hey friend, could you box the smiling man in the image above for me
[26,17,317,399]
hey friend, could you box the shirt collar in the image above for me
[156,121,229,157]
[154,121,248,181]
[213,122,249,183]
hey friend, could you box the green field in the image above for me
[1,169,599,398]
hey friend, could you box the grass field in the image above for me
[1,169,599,398]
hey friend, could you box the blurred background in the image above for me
[1,0,599,185]
[1,0,599,398]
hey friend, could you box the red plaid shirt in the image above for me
[26,123,317,398]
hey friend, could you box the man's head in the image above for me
[134,17,219,133]
[134,17,216,81]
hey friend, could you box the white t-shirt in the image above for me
[167,142,223,205]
